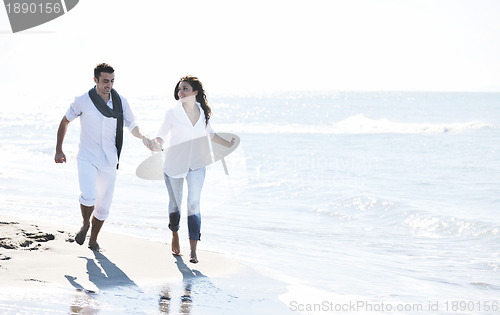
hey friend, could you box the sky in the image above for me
[1,0,500,97]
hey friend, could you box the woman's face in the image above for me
[177,81,198,99]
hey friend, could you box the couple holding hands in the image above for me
[55,63,234,263]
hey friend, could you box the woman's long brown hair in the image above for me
[174,76,212,126]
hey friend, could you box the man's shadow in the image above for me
[159,255,209,314]
[65,251,140,292]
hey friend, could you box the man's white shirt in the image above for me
[66,91,137,167]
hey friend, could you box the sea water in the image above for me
[1,91,499,314]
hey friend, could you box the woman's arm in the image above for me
[149,110,172,151]
[211,133,235,148]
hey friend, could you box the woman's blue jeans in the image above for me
[163,167,205,241]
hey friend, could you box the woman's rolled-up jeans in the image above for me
[163,167,205,241]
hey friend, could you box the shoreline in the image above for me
[0,215,292,314]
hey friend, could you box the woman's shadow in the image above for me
[159,254,209,314]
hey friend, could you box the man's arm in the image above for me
[131,126,154,149]
[55,116,70,163]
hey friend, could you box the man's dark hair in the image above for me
[94,63,114,81]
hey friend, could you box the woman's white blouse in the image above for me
[156,101,215,178]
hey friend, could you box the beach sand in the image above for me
[0,216,291,314]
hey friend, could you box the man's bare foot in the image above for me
[88,242,100,252]
[171,232,180,255]
[75,224,90,245]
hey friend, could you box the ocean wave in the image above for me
[335,114,489,134]
[313,196,499,240]
[215,114,490,134]
[404,213,500,239]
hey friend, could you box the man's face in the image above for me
[94,72,114,95]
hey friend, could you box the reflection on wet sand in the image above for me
[68,292,100,315]
[160,282,193,314]
[63,252,219,314]
[159,254,210,314]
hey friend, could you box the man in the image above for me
[55,63,152,251]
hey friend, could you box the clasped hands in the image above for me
[142,137,163,151]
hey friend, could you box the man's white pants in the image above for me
[77,158,117,221]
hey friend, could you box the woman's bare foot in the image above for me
[171,232,180,255]
[189,239,198,263]
[189,251,198,264]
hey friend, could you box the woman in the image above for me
[151,76,234,263]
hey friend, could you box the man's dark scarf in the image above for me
[88,86,123,169]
